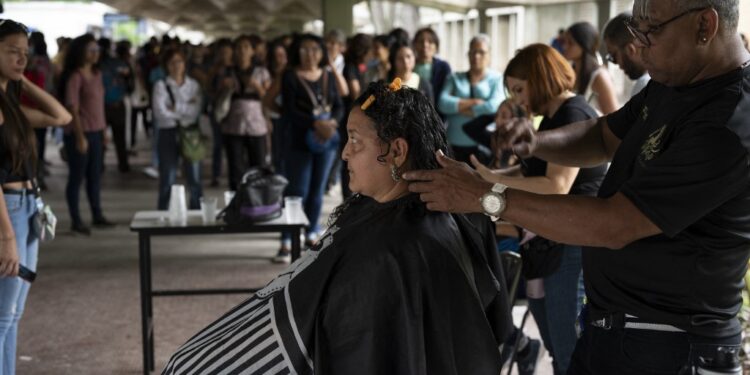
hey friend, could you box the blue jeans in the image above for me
[281,147,337,244]
[0,193,39,375]
[157,128,203,210]
[528,245,584,375]
[64,131,104,225]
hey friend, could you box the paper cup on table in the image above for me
[284,196,303,222]
[168,184,187,224]
[200,197,219,224]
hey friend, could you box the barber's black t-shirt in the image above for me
[587,64,750,337]
[522,96,607,196]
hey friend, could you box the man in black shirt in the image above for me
[404,1,750,373]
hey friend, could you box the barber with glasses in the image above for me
[404,1,750,374]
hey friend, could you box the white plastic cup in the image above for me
[224,191,236,207]
[200,197,219,224]
[168,185,187,224]
[284,196,304,222]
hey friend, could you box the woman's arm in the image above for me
[0,193,18,277]
[262,75,283,113]
[437,74,462,115]
[176,80,203,125]
[65,73,88,153]
[329,64,350,98]
[472,156,579,195]
[472,75,504,116]
[19,75,72,128]
[151,81,180,125]
[592,69,619,115]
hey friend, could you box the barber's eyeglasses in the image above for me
[605,53,617,64]
[300,46,322,55]
[624,6,709,47]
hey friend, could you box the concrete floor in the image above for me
[16,135,553,374]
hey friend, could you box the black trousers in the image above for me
[106,101,129,171]
[223,134,267,191]
[568,324,741,375]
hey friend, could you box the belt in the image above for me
[2,188,36,196]
[588,310,686,333]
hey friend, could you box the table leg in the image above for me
[138,233,154,374]
[145,235,155,371]
[291,227,302,261]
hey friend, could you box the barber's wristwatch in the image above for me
[480,183,509,222]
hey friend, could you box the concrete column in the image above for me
[597,0,614,32]
[322,0,355,35]
[478,7,489,34]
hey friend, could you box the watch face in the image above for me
[482,194,502,214]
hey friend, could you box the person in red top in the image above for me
[22,31,54,191]
[58,34,114,235]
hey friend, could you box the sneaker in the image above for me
[142,166,159,179]
[93,217,116,228]
[515,338,541,375]
[272,247,291,264]
[71,222,91,236]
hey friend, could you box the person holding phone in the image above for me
[0,18,72,375]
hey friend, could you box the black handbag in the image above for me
[218,167,288,224]
[520,236,564,279]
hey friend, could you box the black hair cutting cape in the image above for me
[163,194,512,375]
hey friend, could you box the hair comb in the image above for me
[360,77,402,110]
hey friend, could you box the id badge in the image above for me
[313,105,332,120]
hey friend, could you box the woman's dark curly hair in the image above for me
[328,81,449,225]
[356,80,449,170]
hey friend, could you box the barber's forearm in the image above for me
[534,118,611,168]
[501,189,628,249]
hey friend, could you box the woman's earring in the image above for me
[391,164,401,182]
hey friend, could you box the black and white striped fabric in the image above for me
[163,195,512,375]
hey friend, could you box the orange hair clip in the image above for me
[360,77,402,110]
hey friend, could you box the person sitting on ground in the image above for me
[162,80,513,375]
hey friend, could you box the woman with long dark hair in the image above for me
[58,34,113,235]
[263,38,289,175]
[562,22,619,115]
[388,41,433,103]
[0,19,71,374]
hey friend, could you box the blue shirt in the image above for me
[438,70,505,147]
[101,57,131,104]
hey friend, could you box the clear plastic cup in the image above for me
[200,197,219,224]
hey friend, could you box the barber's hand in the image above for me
[0,237,19,277]
[494,117,537,158]
[404,150,493,213]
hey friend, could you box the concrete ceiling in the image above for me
[96,0,595,36]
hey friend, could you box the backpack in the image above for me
[218,168,288,224]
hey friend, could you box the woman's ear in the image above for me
[391,137,409,168]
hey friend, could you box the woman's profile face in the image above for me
[505,76,531,112]
[342,108,397,199]
[562,31,583,61]
[0,33,29,81]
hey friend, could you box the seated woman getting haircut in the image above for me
[162,79,512,375]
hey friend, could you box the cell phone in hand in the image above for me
[18,265,36,283]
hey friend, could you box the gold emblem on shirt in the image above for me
[641,125,666,161]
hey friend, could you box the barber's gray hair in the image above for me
[633,0,739,33]
[469,34,491,49]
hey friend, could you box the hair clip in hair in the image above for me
[360,77,402,110]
